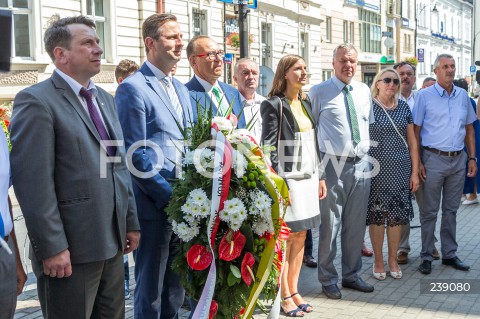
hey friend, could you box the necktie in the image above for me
[212,86,230,116]
[161,76,184,124]
[79,88,115,156]
[343,85,361,145]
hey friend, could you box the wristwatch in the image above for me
[469,157,477,162]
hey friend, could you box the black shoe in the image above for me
[303,255,317,268]
[418,260,432,274]
[322,284,342,299]
[442,257,470,271]
[341,278,374,293]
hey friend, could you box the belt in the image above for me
[322,153,362,162]
[423,146,462,157]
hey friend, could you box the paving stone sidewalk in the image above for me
[12,190,480,318]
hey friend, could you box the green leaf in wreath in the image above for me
[230,264,241,278]
[227,271,241,286]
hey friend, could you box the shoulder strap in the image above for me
[276,96,283,147]
[374,98,408,148]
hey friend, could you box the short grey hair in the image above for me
[433,54,454,70]
[332,43,357,59]
[233,58,258,75]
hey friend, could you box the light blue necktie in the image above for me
[162,76,184,123]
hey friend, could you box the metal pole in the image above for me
[223,3,227,80]
[238,0,249,58]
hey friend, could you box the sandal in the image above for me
[291,292,313,313]
[281,295,305,317]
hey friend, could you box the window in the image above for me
[300,32,308,71]
[193,8,207,37]
[343,21,348,43]
[350,22,355,43]
[0,0,31,58]
[261,22,272,67]
[322,70,332,82]
[359,9,381,54]
[387,27,394,56]
[325,17,331,42]
[85,0,106,59]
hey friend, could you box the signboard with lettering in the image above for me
[470,66,476,74]
[345,0,380,13]
[417,49,425,63]
[217,0,258,9]
[224,53,234,64]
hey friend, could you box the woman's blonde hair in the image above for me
[371,68,401,102]
[268,54,306,99]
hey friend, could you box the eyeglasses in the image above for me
[194,50,225,60]
[378,77,400,85]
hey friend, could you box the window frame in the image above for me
[1,0,32,59]
[325,16,332,43]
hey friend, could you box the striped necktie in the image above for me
[343,85,361,145]
[212,86,230,116]
[161,76,184,124]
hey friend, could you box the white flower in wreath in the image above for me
[252,218,274,236]
[182,150,195,166]
[172,221,199,242]
[212,116,234,133]
[189,188,209,206]
[232,150,248,178]
[218,198,247,229]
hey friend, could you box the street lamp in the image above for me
[414,1,438,70]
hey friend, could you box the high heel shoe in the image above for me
[372,265,386,281]
[389,264,402,279]
[389,269,402,279]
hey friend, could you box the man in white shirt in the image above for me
[0,130,26,319]
[233,58,265,141]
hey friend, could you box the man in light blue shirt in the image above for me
[413,53,477,275]
[309,43,375,299]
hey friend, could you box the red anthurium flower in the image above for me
[209,300,218,319]
[218,230,246,261]
[227,113,238,128]
[233,307,245,319]
[4,120,9,127]
[241,252,255,286]
[187,244,213,271]
[261,232,272,242]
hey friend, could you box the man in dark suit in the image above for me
[10,16,140,318]
[115,14,193,319]
[185,35,246,128]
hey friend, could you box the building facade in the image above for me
[415,0,473,87]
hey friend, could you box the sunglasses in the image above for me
[378,77,400,85]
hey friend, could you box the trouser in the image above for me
[34,250,124,319]
[419,151,466,261]
[0,238,16,319]
[304,229,313,257]
[318,157,371,285]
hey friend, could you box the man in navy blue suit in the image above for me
[185,35,246,128]
[115,13,193,319]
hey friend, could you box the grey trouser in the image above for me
[419,151,466,261]
[318,157,371,285]
[0,238,17,319]
[34,250,124,319]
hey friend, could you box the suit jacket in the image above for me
[10,71,140,265]
[260,94,323,176]
[115,63,193,220]
[185,76,246,128]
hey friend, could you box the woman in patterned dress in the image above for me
[367,68,420,280]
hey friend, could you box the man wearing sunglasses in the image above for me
[186,36,246,128]
[413,54,476,275]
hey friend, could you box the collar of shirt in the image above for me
[401,91,415,101]
[145,60,168,81]
[332,75,354,92]
[433,81,457,97]
[55,68,97,98]
[240,92,264,106]
[194,74,222,95]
